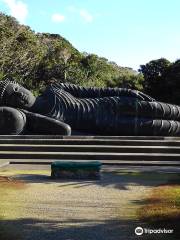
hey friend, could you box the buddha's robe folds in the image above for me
[34,83,180,136]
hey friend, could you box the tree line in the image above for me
[0,13,142,94]
[0,12,180,105]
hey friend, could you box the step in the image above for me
[9,160,180,166]
[0,135,180,140]
[1,144,180,153]
[0,139,180,146]
[1,151,180,161]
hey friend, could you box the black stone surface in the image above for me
[1,80,180,136]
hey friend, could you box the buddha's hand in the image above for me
[0,107,26,135]
[21,110,71,135]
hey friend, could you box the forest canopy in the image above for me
[0,13,143,93]
[1,12,180,104]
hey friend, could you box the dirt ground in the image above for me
[0,164,179,240]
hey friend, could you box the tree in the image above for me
[163,59,180,104]
[139,58,171,100]
[0,13,46,89]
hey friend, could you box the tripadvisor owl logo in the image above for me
[135,227,143,235]
[135,226,174,235]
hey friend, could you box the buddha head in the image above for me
[0,80,36,109]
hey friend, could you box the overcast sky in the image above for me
[1,0,180,70]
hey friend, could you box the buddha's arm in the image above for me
[21,110,71,135]
[53,82,155,101]
[0,107,26,135]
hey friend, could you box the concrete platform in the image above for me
[3,163,180,173]
[0,135,180,167]
[0,160,9,168]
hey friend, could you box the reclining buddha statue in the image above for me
[0,79,180,135]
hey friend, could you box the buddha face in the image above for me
[3,82,36,109]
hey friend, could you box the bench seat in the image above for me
[51,161,102,179]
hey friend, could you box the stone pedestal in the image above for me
[51,161,102,180]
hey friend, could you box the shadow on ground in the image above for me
[2,217,176,240]
[13,170,180,191]
[0,217,148,240]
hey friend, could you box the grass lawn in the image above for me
[137,183,180,239]
[0,176,26,240]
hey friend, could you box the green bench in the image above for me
[51,161,102,180]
